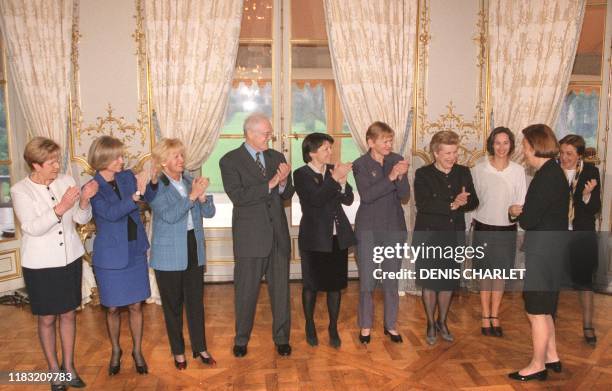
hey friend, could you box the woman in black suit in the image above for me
[294,133,356,348]
[413,130,479,345]
[559,134,601,346]
[508,124,568,382]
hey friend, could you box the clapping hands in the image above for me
[389,160,409,181]
[269,162,291,189]
[190,176,210,202]
[331,162,352,185]
[55,186,80,216]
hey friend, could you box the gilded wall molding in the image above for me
[412,0,490,167]
[69,0,153,176]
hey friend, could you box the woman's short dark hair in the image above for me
[302,132,334,163]
[486,127,515,156]
[559,134,586,157]
[521,124,559,158]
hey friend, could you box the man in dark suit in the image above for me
[219,113,294,357]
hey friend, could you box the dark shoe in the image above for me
[329,326,341,348]
[384,328,403,343]
[508,369,547,381]
[490,316,503,337]
[233,345,247,357]
[305,321,318,346]
[193,351,217,366]
[358,330,371,344]
[545,361,562,373]
[50,384,66,391]
[583,327,597,346]
[425,323,437,345]
[132,352,148,375]
[481,317,492,336]
[435,321,454,342]
[58,365,86,388]
[276,343,292,356]
[174,356,187,370]
[108,349,122,376]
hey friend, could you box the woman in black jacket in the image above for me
[413,130,479,345]
[294,133,356,348]
[559,134,601,346]
[508,124,569,382]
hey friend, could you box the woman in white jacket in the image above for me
[11,137,98,391]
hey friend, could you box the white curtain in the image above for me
[0,0,73,172]
[324,0,418,157]
[489,0,585,153]
[144,0,243,171]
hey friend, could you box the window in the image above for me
[556,1,607,157]
[201,0,362,228]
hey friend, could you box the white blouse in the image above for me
[471,159,527,226]
[11,174,92,269]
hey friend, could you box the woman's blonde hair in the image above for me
[365,121,394,142]
[23,137,61,170]
[429,130,459,158]
[88,136,125,171]
[151,138,185,171]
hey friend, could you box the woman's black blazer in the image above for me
[294,164,356,252]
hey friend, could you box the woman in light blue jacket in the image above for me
[149,138,216,369]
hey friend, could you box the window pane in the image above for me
[240,0,272,40]
[222,82,272,134]
[0,86,8,160]
[572,5,606,78]
[0,164,14,237]
[291,0,326,41]
[236,44,272,72]
[291,83,327,133]
[556,86,600,148]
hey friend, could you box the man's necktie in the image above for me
[255,152,266,177]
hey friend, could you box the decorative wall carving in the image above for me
[69,0,153,176]
[412,0,489,167]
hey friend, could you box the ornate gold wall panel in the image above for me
[412,0,489,167]
[69,0,153,177]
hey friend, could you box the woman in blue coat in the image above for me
[149,138,216,369]
[89,136,157,376]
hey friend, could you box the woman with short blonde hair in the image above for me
[149,138,217,369]
[89,135,157,376]
[12,137,98,389]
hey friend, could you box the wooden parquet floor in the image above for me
[0,281,611,390]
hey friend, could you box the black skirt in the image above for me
[300,236,348,291]
[568,231,598,290]
[22,258,83,315]
[472,220,517,273]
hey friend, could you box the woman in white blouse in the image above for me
[11,137,98,391]
[471,127,526,337]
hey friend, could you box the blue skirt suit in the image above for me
[91,170,156,307]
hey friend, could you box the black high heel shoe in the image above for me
[108,349,122,376]
[545,361,562,373]
[132,352,148,374]
[358,330,371,344]
[508,369,547,381]
[583,327,597,346]
[305,321,318,347]
[383,328,403,343]
[193,351,217,366]
[59,364,86,388]
[481,317,492,336]
[174,356,187,370]
[425,323,437,345]
[435,321,454,342]
[329,326,341,348]
[489,316,503,337]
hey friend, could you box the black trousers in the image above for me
[155,230,207,355]
[234,236,290,346]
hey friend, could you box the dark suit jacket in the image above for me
[571,162,601,231]
[294,164,356,252]
[219,144,295,259]
[91,170,156,269]
[353,151,410,233]
[414,163,479,231]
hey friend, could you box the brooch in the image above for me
[371,170,377,177]
[313,177,320,184]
